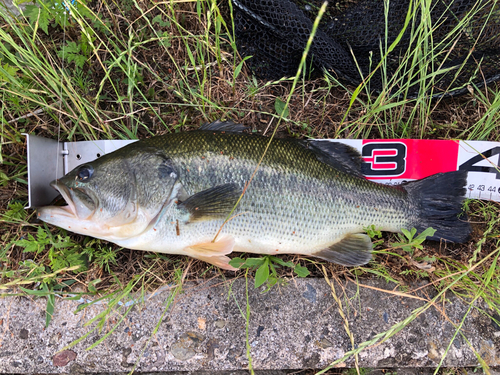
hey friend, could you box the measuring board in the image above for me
[320,139,500,201]
[24,135,500,208]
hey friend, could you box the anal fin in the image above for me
[185,236,237,271]
[313,233,373,266]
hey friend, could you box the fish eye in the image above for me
[158,162,177,179]
[76,165,94,181]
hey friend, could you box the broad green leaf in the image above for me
[228,257,245,269]
[152,15,170,27]
[274,97,290,118]
[401,228,412,240]
[294,264,310,278]
[243,257,266,267]
[0,63,18,81]
[254,261,269,288]
[269,256,294,268]
[416,227,436,241]
[0,172,9,185]
[24,5,50,35]
[160,32,171,48]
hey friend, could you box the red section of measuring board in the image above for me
[361,139,460,180]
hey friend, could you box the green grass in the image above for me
[0,0,499,373]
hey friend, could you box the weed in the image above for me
[1,201,27,222]
[82,241,119,273]
[246,75,261,98]
[391,227,437,255]
[364,224,384,247]
[15,226,88,272]
[364,224,382,239]
[274,97,290,119]
[342,368,371,375]
[58,40,89,70]
[0,61,18,83]
[230,255,310,290]
[4,224,122,326]
[23,0,93,34]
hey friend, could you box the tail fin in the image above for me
[402,170,470,243]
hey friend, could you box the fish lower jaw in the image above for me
[36,208,111,240]
[37,206,77,223]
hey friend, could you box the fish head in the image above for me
[37,147,180,241]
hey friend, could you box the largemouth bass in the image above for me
[38,121,470,270]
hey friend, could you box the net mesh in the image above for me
[232,0,500,98]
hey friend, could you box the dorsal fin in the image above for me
[199,120,248,133]
[305,140,364,178]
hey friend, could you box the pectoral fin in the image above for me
[312,233,373,266]
[178,183,241,223]
[185,235,237,271]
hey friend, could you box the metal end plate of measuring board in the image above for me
[25,135,500,208]
[24,134,136,208]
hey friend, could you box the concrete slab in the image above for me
[1,278,499,374]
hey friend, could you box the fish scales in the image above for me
[142,131,411,246]
[37,121,470,269]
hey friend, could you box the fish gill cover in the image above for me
[232,0,500,98]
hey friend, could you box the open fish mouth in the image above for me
[37,180,109,237]
[49,193,68,207]
[38,181,97,222]
[45,181,78,218]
